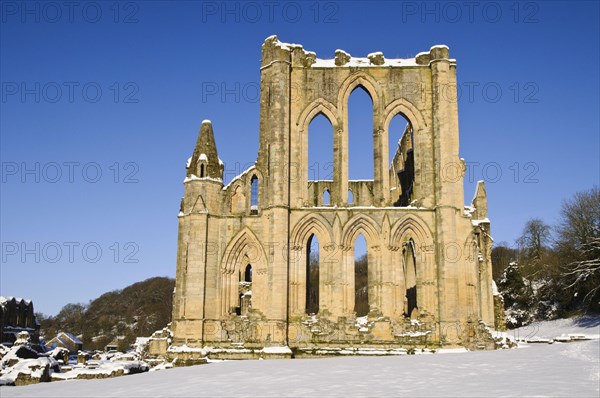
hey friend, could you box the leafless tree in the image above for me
[557,187,600,310]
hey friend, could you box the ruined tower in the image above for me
[169,36,498,359]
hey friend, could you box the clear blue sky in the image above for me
[1,1,598,315]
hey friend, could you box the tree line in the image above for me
[493,186,599,327]
[36,277,174,351]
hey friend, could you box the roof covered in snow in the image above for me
[0,296,32,307]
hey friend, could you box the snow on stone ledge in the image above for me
[259,346,292,354]
[265,35,303,51]
[367,51,383,58]
[394,330,432,338]
[471,218,490,226]
[222,164,257,191]
[463,205,475,217]
[266,37,453,69]
[183,175,223,184]
[168,345,205,353]
[312,57,419,68]
[50,361,148,381]
[167,345,291,356]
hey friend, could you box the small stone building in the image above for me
[170,37,499,358]
[0,296,40,345]
[45,332,83,354]
[104,339,119,352]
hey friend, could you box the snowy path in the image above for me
[3,340,599,397]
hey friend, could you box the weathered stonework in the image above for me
[170,36,497,358]
[494,292,507,331]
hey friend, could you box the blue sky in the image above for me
[1,1,598,315]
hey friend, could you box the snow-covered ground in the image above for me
[3,318,599,397]
[511,315,600,341]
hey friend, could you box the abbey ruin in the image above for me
[168,36,500,359]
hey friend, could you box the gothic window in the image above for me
[403,239,418,317]
[389,114,414,207]
[308,113,334,182]
[323,189,331,205]
[250,175,258,214]
[306,234,320,314]
[354,234,368,317]
[244,264,252,283]
[348,86,374,180]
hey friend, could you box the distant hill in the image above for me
[38,277,174,351]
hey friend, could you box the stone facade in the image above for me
[171,36,497,357]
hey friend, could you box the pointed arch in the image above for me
[388,112,414,207]
[337,71,383,203]
[307,114,334,183]
[296,98,339,131]
[290,213,334,249]
[289,213,334,316]
[296,98,339,206]
[243,264,253,282]
[383,98,428,134]
[354,233,369,317]
[220,227,267,317]
[383,99,429,206]
[389,214,436,319]
[390,214,434,248]
[250,174,259,212]
[337,71,382,112]
[403,238,418,317]
[347,85,374,180]
[222,227,267,274]
[323,189,331,205]
[340,215,380,317]
[306,234,320,314]
[341,214,381,249]
[230,185,246,214]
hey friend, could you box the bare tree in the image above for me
[516,218,552,263]
[556,187,600,311]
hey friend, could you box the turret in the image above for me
[182,120,224,215]
[186,120,223,180]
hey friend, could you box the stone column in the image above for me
[334,126,348,205]
[430,45,467,343]
[373,119,386,206]
[367,244,383,313]
[257,37,293,344]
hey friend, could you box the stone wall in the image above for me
[170,37,498,357]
